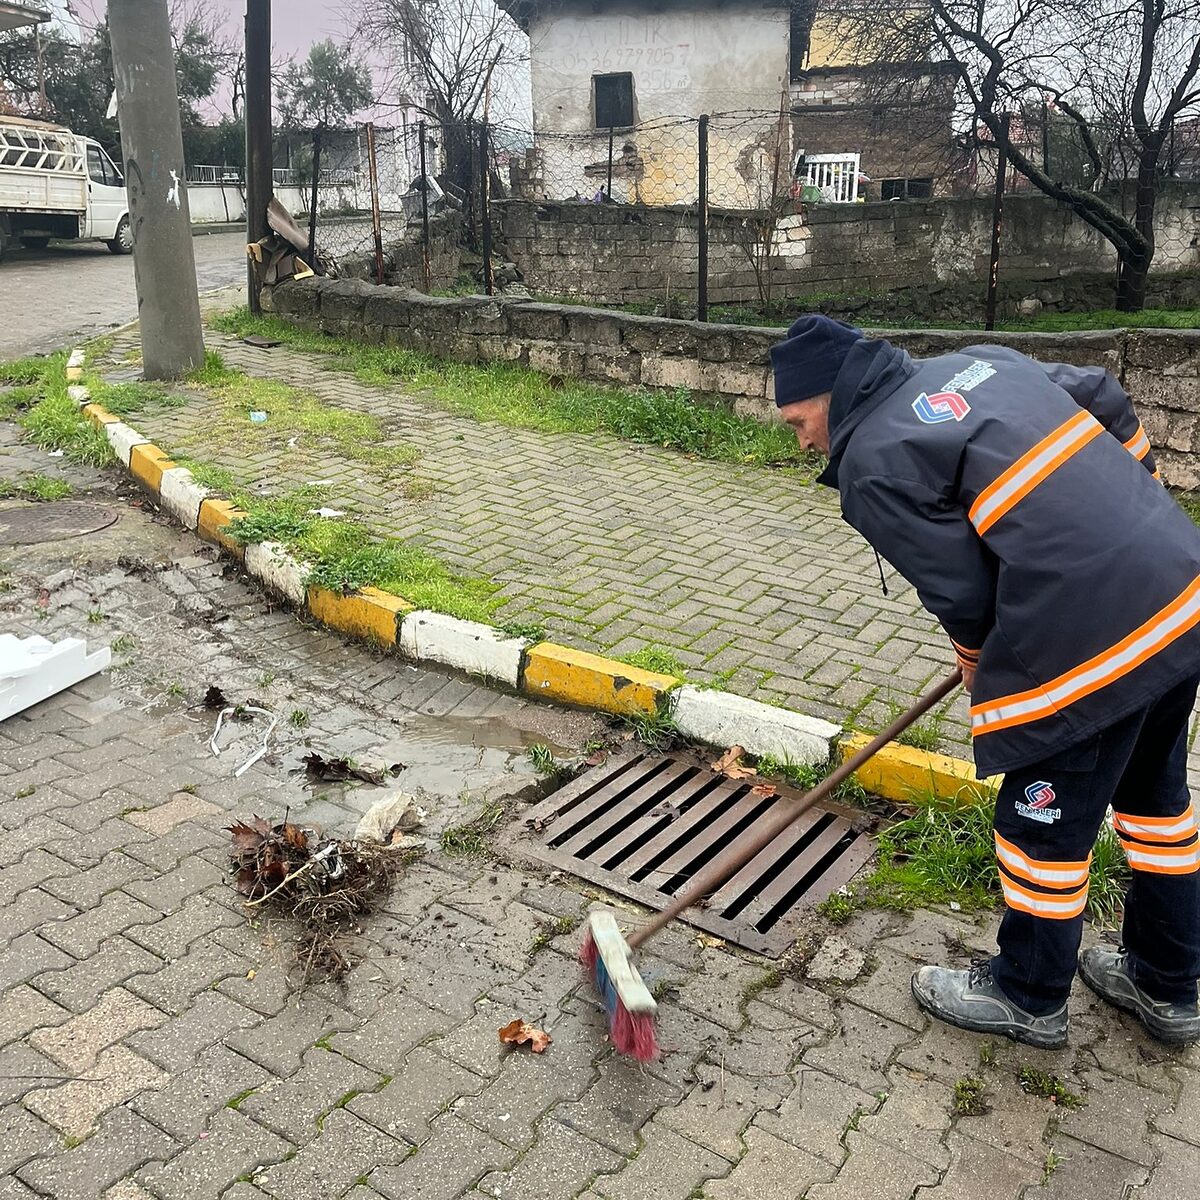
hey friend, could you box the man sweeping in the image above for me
[772,315,1200,1048]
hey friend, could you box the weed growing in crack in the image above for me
[816,890,856,924]
[952,1076,988,1116]
[290,709,310,729]
[618,645,687,679]
[527,744,557,776]
[440,800,506,858]
[0,473,72,501]
[1018,1067,1084,1109]
[530,914,579,953]
[110,634,134,655]
[978,1040,999,1069]
[619,708,680,751]
[1042,1148,1064,1183]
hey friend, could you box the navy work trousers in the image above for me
[990,674,1200,1015]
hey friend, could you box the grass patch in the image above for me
[210,307,818,472]
[498,619,547,643]
[0,473,71,501]
[898,716,944,753]
[858,795,1128,922]
[756,755,871,808]
[619,645,687,679]
[110,634,135,654]
[978,1041,999,1069]
[952,1076,988,1117]
[180,348,417,475]
[0,384,39,418]
[620,708,680,751]
[440,800,506,858]
[223,488,502,622]
[88,379,181,416]
[0,355,56,385]
[1018,1067,1084,1109]
[0,351,114,467]
[527,744,558,776]
[816,890,856,924]
[530,914,579,953]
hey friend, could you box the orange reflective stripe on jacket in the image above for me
[1123,424,1152,461]
[972,574,1200,737]
[969,410,1103,536]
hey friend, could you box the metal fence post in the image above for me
[480,120,494,296]
[365,122,384,285]
[606,125,615,200]
[697,114,709,323]
[984,112,1011,331]
[419,121,431,292]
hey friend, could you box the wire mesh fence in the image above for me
[282,107,1199,323]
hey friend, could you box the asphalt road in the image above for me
[0,230,248,359]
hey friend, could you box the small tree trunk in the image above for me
[307,127,322,270]
[1116,147,1161,313]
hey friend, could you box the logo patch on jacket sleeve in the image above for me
[913,391,971,424]
[1016,781,1062,824]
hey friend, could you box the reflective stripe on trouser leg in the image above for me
[995,832,1091,920]
[1114,801,1200,875]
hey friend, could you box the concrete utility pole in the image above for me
[244,0,273,314]
[108,0,205,379]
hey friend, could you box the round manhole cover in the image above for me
[0,501,119,546]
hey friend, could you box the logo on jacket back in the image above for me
[913,391,971,424]
[1016,780,1061,824]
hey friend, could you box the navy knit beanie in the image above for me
[771,315,864,408]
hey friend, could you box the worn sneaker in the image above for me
[911,960,1069,1049]
[1078,947,1200,1046]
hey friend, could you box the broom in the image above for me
[581,669,964,1061]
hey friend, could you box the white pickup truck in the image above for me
[0,117,131,261]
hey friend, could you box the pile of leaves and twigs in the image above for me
[227,816,406,982]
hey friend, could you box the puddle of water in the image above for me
[396,712,576,758]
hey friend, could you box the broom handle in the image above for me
[626,668,963,951]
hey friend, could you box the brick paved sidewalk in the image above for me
[5,423,1200,1199]
[109,327,974,757]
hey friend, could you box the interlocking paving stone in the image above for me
[349,1046,485,1145]
[704,1124,838,1200]
[136,1108,293,1200]
[590,1123,730,1200]
[128,1043,269,1142]
[34,935,166,1014]
[24,1043,167,1139]
[554,1059,682,1156]
[124,989,262,1072]
[17,1108,179,1200]
[1032,1133,1151,1198]
[0,983,71,1050]
[802,1002,915,1095]
[751,1067,876,1165]
[854,1066,954,1171]
[29,987,168,1073]
[1058,1070,1170,1166]
[0,1104,61,1178]
[477,1116,625,1199]
[369,1113,516,1200]
[931,1132,1042,1199]
[805,1131,941,1200]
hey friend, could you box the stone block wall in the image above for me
[338,213,462,291]
[497,187,1200,318]
[264,275,1200,490]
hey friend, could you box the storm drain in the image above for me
[506,751,875,956]
[0,502,118,546]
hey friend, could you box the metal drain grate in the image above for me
[0,502,118,546]
[504,751,875,956]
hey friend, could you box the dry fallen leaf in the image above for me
[711,745,756,780]
[751,783,778,799]
[498,1019,552,1054]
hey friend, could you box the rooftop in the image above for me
[0,2,50,33]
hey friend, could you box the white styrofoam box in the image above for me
[399,610,526,687]
[0,634,111,722]
[671,685,841,765]
[243,541,309,608]
[158,467,209,530]
[105,421,149,466]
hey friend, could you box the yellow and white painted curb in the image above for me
[72,360,991,805]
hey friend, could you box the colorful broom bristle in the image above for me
[580,916,659,1063]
